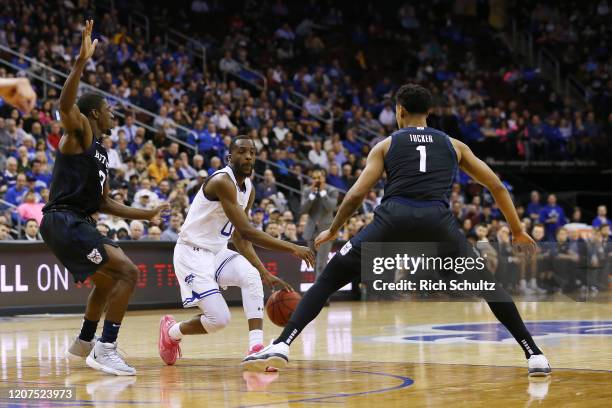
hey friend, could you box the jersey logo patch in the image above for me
[86,248,103,264]
[340,241,352,256]
[185,274,195,287]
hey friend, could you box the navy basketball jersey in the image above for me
[382,127,457,204]
[43,139,109,215]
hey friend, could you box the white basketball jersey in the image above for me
[178,166,252,254]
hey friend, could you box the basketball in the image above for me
[266,290,302,327]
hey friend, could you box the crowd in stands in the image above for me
[514,0,611,121]
[0,0,610,295]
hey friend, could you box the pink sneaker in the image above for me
[246,344,277,372]
[159,315,182,366]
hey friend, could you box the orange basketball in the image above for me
[266,290,302,327]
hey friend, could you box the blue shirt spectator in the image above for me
[592,205,610,227]
[526,190,543,220]
[539,194,566,240]
[5,174,28,206]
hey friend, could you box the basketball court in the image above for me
[1,299,610,407]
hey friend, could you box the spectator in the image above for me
[0,223,13,241]
[265,222,281,238]
[16,191,43,224]
[143,226,162,241]
[148,151,169,184]
[308,139,328,170]
[96,223,110,237]
[129,220,145,240]
[301,169,338,278]
[161,213,183,241]
[5,173,28,205]
[378,103,396,127]
[256,169,278,200]
[592,205,610,227]
[251,208,265,230]
[21,218,41,241]
[539,194,566,241]
[526,190,543,221]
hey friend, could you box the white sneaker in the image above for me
[241,341,289,371]
[66,336,96,360]
[86,341,136,376]
[528,354,551,377]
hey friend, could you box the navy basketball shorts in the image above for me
[317,198,496,292]
[40,210,118,283]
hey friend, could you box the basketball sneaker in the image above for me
[159,315,182,365]
[241,341,289,371]
[245,344,278,372]
[86,341,136,376]
[528,354,551,377]
[66,336,97,360]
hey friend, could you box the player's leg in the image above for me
[67,271,115,359]
[86,244,139,376]
[243,240,362,370]
[215,249,265,354]
[159,244,229,364]
[437,209,551,376]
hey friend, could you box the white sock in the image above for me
[169,322,183,341]
[249,329,263,349]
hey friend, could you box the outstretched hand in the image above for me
[78,20,98,61]
[314,229,338,250]
[512,231,537,258]
[148,202,171,220]
[0,78,36,114]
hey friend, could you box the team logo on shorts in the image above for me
[185,274,195,287]
[86,248,103,264]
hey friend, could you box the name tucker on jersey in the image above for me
[408,134,434,143]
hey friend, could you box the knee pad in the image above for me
[197,298,231,333]
[235,260,264,320]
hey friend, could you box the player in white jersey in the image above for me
[158,136,315,367]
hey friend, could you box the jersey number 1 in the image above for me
[416,145,427,173]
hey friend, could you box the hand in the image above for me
[78,20,98,61]
[147,202,171,220]
[262,272,294,292]
[512,231,537,258]
[314,229,338,249]
[0,78,36,114]
[292,244,315,268]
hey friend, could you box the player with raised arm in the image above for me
[158,136,314,368]
[244,84,551,377]
[39,21,169,376]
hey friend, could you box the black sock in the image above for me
[78,318,99,342]
[100,320,121,344]
[486,300,542,358]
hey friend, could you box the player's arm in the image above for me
[451,138,536,254]
[211,175,315,267]
[232,189,293,291]
[314,141,385,248]
[99,180,169,220]
[59,21,97,138]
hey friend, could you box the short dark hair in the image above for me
[394,84,433,114]
[77,93,105,117]
[230,135,255,153]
